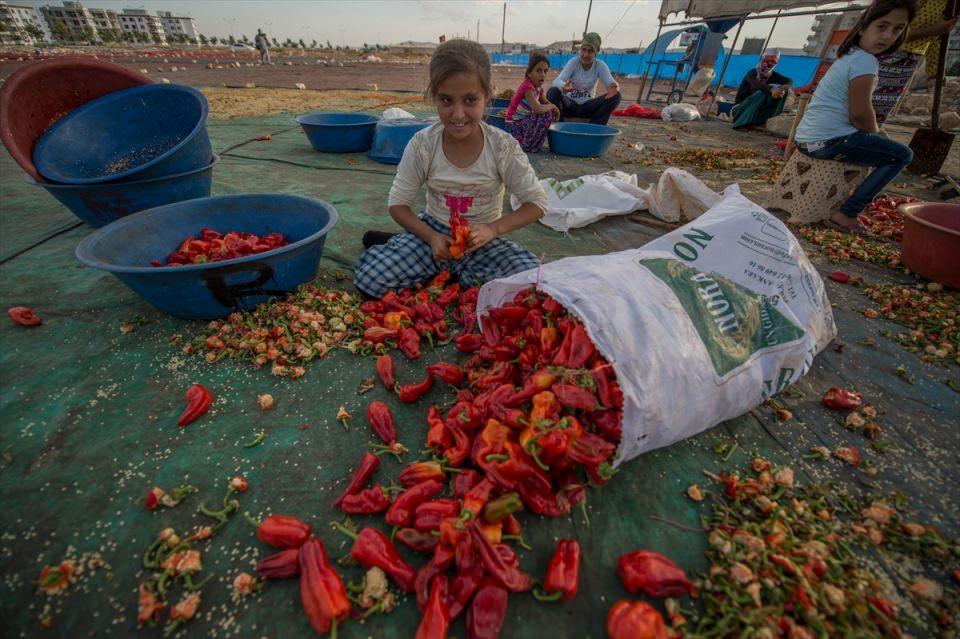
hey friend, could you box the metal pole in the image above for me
[584,0,593,35]
[706,17,744,116]
[500,2,505,54]
[639,18,663,103]
[477,19,480,42]
[761,9,781,52]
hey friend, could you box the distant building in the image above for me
[804,12,859,58]
[40,0,99,42]
[741,37,765,55]
[88,6,119,34]
[158,10,198,43]
[119,8,166,44]
[0,1,50,44]
[390,41,436,55]
[542,40,577,54]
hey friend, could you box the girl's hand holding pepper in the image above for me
[466,223,498,253]
[429,233,452,263]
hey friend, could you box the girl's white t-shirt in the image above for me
[795,47,879,143]
[388,121,547,225]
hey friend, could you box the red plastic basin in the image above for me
[899,202,960,290]
[0,56,152,182]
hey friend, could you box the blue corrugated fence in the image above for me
[491,52,819,90]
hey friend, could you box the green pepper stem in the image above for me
[330,520,359,541]
[243,431,266,448]
[502,534,532,551]
[183,573,212,591]
[531,585,564,602]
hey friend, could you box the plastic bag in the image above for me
[512,168,719,231]
[661,103,701,121]
[479,185,836,465]
[382,107,416,120]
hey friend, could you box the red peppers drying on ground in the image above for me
[176,384,212,427]
[541,539,581,602]
[298,538,351,635]
[617,550,693,598]
[366,401,397,446]
[606,599,668,639]
[334,451,380,507]
[822,387,863,410]
[257,515,312,549]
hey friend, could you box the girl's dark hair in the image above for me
[837,0,917,57]
[525,52,549,76]
[427,39,491,98]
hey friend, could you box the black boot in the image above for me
[362,230,398,249]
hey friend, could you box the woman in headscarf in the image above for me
[730,49,793,129]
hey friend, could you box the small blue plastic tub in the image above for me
[32,84,212,185]
[484,107,508,131]
[28,154,219,228]
[548,122,621,157]
[367,118,434,165]
[491,97,511,109]
[716,101,735,116]
[75,193,340,319]
[296,113,380,153]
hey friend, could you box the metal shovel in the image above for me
[907,0,957,176]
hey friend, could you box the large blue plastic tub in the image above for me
[75,194,340,319]
[367,118,434,165]
[548,122,620,157]
[33,84,211,185]
[296,113,380,153]
[484,107,508,131]
[29,154,219,228]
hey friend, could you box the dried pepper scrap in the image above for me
[796,225,902,268]
[861,283,959,366]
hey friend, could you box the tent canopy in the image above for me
[658,0,844,20]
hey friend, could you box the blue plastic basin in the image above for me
[548,122,620,157]
[491,97,511,109]
[29,154,219,228]
[296,113,380,153]
[33,84,211,185]
[75,193,340,319]
[368,118,434,165]
[484,107,508,131]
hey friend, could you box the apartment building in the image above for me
[0,1,50,45]
[158,11,198,42]
[118,8,166,44]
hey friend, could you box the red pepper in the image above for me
[298,538,351,635]
[376,354,396,389]
[396,527,439,554]
[453,469,483,499]
[366,401,397,445]
[449,209,470,260]
[7,306,41,326]
[552,383,598,411]
[397,373,434,403]
[414,302,433,322]
[414,499,461,532]
[591,361,622,407]
[334,452,380,506]
[448,400,484,429]
[468,521,532,592]
[340,485,390,514]
[426,406,451,450]
[364,326,398,344]
[257,548,300,579]
[459,478,496,525]
[399,461,448,487]
[360,300,384,313]
[257,515,312,549]
[475,362,517,390]
[481,315,502,348]
[794,584,816,612]
[435,283,460,307]
[343,526,417,592]
[448,567,484,619]
[564,323,596,368]
[466,579,509,639]
[488,305,528,334]
[385,479,444,527]
[427,362,464,386]
[433,320,449,342]
[543,539,580,601]
[822,387,862,410]
[414,574,450,639]
[866,595,898,620]
[828,270,850,283]
[517,479,571,517]
[444,422,472,468]
[590,409,623,444]
[606,599,667,639]
[568,431,616,466]
[455,333,484,353]
[617,550,692,597]
[177,384,212,427]
[399,327,422,361]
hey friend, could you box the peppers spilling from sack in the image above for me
[152,227,288,266]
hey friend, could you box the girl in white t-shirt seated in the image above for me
[794,0,915,235]
[354,39,548,299]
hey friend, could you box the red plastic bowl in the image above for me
[0,56,151,182]
[899,202,960,290]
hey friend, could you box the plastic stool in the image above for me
[766,152,869,225]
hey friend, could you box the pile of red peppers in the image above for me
[152,228,288,267]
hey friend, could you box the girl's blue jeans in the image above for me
[798,131,913,217]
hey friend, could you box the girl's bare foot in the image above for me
[824,211,872,236]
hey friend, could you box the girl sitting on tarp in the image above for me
[730,49,792,129]
[504,52,561,153]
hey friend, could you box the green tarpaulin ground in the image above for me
[0,111,956,638]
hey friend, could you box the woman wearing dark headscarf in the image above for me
[730,49,792,129]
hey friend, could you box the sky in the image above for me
[21,0,856,52]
